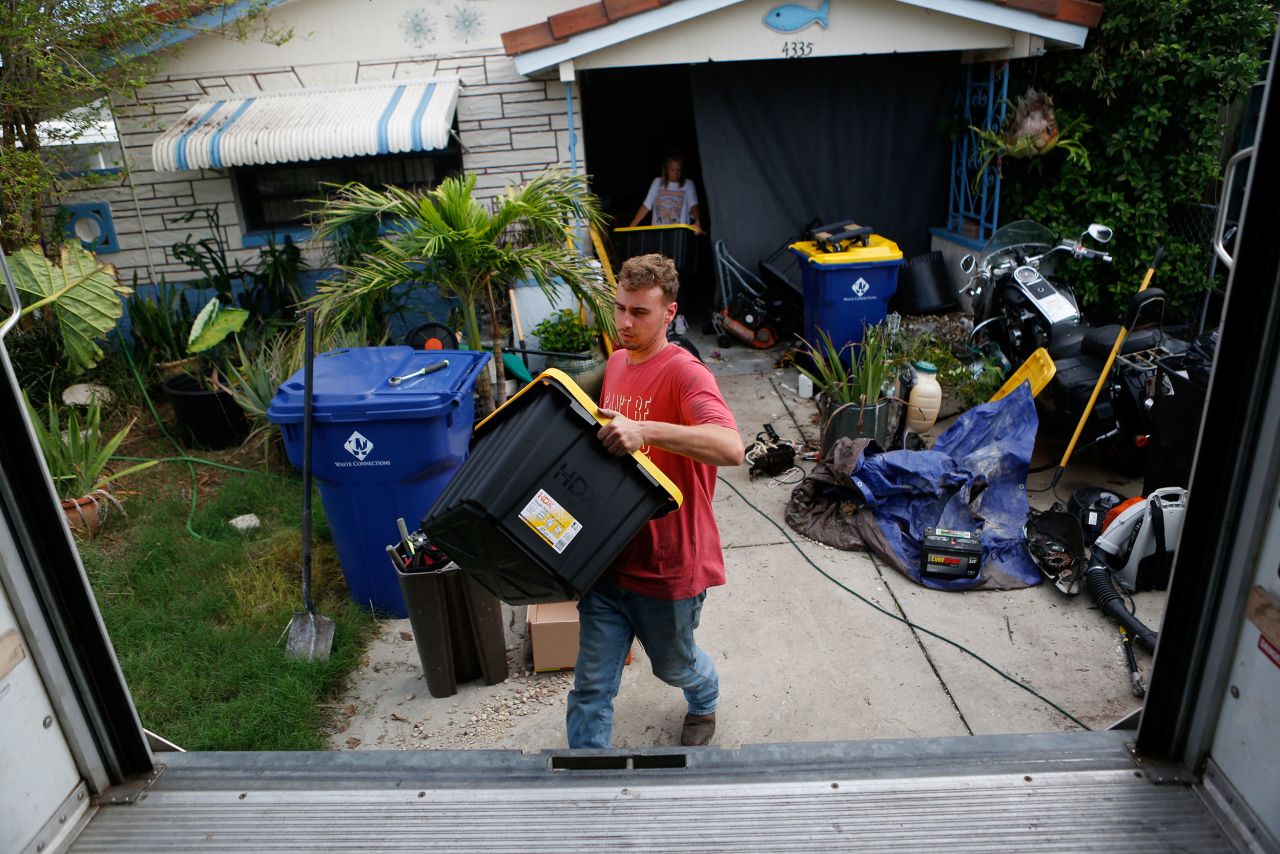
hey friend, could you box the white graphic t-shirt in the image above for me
[643,178,699,226]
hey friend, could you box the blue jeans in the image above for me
[566,576,719,749]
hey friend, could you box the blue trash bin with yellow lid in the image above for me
[791,229,903,348]
[268,347,489,617]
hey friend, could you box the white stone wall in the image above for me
[60,48,580,286]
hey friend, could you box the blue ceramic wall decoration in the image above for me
[447,3,485,43]
[763,0,830,32]
[62,202,119,253]
[400,9,436,48]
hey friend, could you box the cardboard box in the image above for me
[526,601,633,672]
[527,601,581,672]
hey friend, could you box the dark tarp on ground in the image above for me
[690,53,955,277]
[785,384,1042,591]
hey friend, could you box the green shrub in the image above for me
[1001,0,1275,317]
[533,309,597,354]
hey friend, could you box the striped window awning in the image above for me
[152,78,460,172]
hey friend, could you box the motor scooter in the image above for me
[960,221,1186,471]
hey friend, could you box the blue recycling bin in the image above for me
[268,347,489,617]
[790,234,903,348]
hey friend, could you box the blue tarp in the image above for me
[850,383,1040,590]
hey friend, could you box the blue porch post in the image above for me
[945,61,1009,246]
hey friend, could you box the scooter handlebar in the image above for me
[1073,246,1112,263]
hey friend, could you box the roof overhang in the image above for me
[508,0,1096,77]
[151,78,460,172]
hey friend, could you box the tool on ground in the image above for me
[1119,626,1146,698]
[1067,486,1123,543]
[1091,487,1187,592]
[989,347,1056,402]
[1049,247,1164,488]
[747,423,798,479]
[286,309,336,661]
[1025,507,1087,595]
[712,240,781,349]
[920,528,982,580]
[388,359,449,386]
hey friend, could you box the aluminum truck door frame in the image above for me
[0,294,153,794]
[1134,26,1280,840]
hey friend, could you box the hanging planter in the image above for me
[970,88,1089,189]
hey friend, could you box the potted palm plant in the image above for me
[797,324,898,456]
[305,171,614,415]
[531,308,606,399]
[25,395,158,535]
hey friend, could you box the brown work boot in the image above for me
[680,712,716,747]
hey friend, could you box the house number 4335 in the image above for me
[781,41,814,58]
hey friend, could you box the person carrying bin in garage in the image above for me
[566,253,745,749]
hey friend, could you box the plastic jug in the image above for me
[906,361,942,433]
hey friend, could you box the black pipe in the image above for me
[1086,563,1157,652]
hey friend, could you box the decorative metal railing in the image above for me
[946,61,1009,245]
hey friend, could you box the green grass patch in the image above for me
[78,460,375,751]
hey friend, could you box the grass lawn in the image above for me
[77,427,377,751]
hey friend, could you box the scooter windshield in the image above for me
[979,220,1056,265]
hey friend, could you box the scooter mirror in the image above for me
[959,254,976,274]
[1087,223,1114,244]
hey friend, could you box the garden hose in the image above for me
[717,475,1090,731]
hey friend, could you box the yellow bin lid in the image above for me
[790,234,903,265]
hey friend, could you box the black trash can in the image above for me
[421,369,683,605]
[393,555,508,699]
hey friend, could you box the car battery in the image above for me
[920,528,982,580]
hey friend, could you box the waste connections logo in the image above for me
[851,277,871,298]
[336,430,390,467]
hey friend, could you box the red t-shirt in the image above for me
[599,344,739,601]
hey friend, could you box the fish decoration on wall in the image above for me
[763,0,830,33]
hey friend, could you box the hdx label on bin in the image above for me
[519,489,582,554]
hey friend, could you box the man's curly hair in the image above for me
[618,253,679,303]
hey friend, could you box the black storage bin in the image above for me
[1143,355,1209,494]
[421,369,682,605]
[614,225,699,281]
[891,251,959,315]
[394,558,508,698]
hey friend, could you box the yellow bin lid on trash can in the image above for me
[790,234,903,265]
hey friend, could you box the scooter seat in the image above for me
[1082,325,1162,358]
[1048,325,1088,359]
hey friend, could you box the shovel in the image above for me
[1049,247,1164,489]
[286,309,335,660]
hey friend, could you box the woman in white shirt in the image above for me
[628,155,704,233]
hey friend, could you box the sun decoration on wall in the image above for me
[447,3,484,43]
[400,8,436,48]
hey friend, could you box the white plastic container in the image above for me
[797,372,814,399]
[906,361,942,434]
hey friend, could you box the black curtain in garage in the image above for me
[690,53,956,277]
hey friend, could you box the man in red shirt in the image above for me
[566,254,744,749]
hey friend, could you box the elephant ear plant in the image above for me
[306,171,614,415]
[186,296,250,385]
[8,243,131,374]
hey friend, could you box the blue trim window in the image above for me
[62,202,119,253]
[945,61,1009,246]
[232,147,462,238]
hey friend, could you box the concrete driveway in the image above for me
[327,341,1163,752]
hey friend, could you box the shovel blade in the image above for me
[285,611,335,661]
